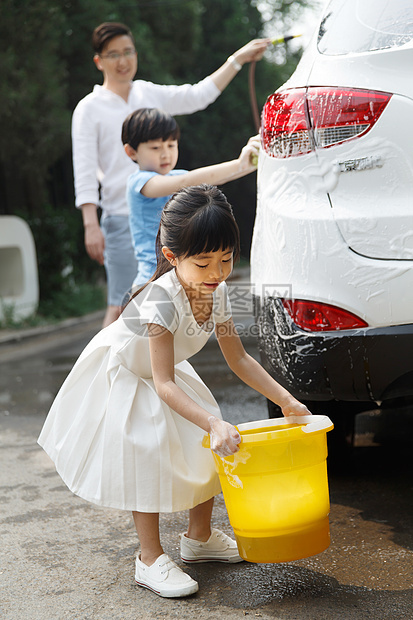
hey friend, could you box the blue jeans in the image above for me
[101,215,138,306]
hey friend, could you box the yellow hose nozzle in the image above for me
[271,34,302,46]
[250,152,258,167]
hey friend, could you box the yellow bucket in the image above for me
[203,415,334,563]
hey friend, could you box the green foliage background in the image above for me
[0,0,306,315]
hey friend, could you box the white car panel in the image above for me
[317,98,413,260]
[251,0,413,412]
[252,152,413,328]
[307,45,413,98]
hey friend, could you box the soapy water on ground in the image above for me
[0,323,412,619]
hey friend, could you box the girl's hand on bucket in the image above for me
[208,416,241,457]
[281,398,312,418]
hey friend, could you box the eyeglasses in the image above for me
[99,49,137,61]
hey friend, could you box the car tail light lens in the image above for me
[282,299,368,331]
[308,88,391,148]
[261,87,391,158]
[261,89,312,158]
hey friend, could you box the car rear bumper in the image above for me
[255,296,413,403]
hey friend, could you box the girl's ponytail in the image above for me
[122,229,172,309]
[147,228,174,284]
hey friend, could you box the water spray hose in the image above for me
[249,34,302,133]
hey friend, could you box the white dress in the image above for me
[38,270,231,512]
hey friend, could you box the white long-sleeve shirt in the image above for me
[72,77,221,217]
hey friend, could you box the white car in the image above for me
[251,0,413,446]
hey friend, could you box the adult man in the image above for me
[72,22,269,326]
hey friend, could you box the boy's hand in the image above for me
[239,135,260,171]
[208,416,241,457]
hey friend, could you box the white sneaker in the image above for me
[135,553,198,598]
[180,528,243,564]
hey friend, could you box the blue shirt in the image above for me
[127,169,186,285]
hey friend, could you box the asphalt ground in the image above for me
[1,270,412,619]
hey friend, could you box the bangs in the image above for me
[140,120,180,144]
[182,203,240,259]
[122,109,180,150]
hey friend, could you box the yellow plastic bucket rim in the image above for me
[202,415,334,448]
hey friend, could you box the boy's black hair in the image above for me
[121,108,180,152]
[92,22,134,54]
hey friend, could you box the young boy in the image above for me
[122,107,259,288]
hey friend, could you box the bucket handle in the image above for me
[286,414,334,434]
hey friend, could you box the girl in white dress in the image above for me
[38,184,310,598]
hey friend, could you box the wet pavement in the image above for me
[1,309,412,619]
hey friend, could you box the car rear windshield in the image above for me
[318,0,413,55]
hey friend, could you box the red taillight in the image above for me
[282,299,368,332]
[261,87,392,158]
[308,88,391,148]
[261,89,312,158]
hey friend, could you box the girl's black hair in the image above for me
[124,184,240,306]
[122,108,180,153]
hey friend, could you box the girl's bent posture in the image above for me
[38,185,310,598]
